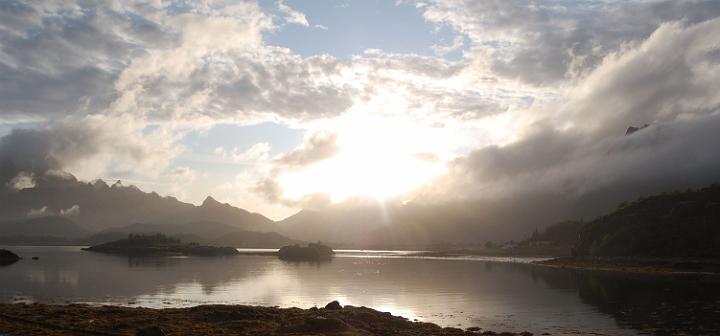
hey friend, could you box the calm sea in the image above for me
[1,246,718,335]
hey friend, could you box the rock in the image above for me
[519,332,534,336]
[32,257,39,260]
[625,124,649,135]
[302,316,349,332]
[0,249,20,260]
[136,326,166,336]
[324,300,342,310]
[0,249,20,266]
[467,326,482,331]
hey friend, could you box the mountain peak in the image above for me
[202,196,222,207]
[91,179,109,189]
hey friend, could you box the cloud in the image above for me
[276,132,338,167]
[314,24,329,30]
[278,0,309,26]
[248,131,339,206]
[6,172,35,191]
[0,1,174,121]
[1,0,719,226]
[0,115,182,186]
[566,19,720,138]
[0,1,353,125]
[418,18,720,230]
[422,0,720,85]
[27,206,48,218]
[169,166,195,180]
[432,36,464,56]
[60,204,80,217]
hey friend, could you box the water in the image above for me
[1,246,719,335]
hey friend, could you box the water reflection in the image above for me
[0,246,718,336]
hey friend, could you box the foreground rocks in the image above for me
[0,302,532,336]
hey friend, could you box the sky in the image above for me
[1,0,720,220]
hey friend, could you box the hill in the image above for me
[85,221,244,243]
[0,216,89,239]
[213,231,301,248]
[575,185,720,258]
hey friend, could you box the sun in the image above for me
[278,114,451,202]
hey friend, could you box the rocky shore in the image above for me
[0,302,533,336]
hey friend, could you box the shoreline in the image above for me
[534,257,720,275]
[0,302,532,336]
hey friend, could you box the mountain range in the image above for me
[2,167,720,250]
[0,172,273,232]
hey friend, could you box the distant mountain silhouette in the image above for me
[214,231,301,248]
[277,200,504,248]
[277,203,388,244]
[82,221,241,244]
[0,216,89,238]
[0,171,274,232]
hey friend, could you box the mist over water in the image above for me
[1,246,718,335]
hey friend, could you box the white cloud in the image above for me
[6,172,35,191]
[432,35,464,56]
[278,0,309,26]
[60,204,80,217]
[232,143,272,163]
[27,206,48,218]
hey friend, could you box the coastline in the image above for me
[534,257,720,275]
[0,302,532,336]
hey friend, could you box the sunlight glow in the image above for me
[278,113,451,202]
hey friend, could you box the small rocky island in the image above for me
[278,242,335,261]
[0,249,20,266]
[82,233,239,256]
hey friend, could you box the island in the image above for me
[278,242,335,261]
[81,233,240,257]
[0,248,20,266]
